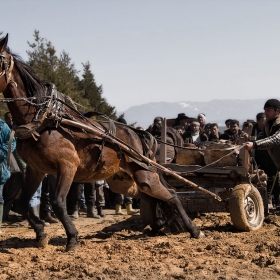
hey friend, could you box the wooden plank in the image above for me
[159,118,166,164]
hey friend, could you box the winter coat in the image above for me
[220,129,247,144]
[0,119,16,184]
[255,114,280,171]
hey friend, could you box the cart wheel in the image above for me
[229,184,264,231]
[140,200,153,227]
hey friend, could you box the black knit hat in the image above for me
[264,99,280,110]
[116,117,127,124]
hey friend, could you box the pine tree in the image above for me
[80,61,116,118]
[27,30,89,109]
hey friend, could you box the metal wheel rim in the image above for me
[244,195,258,223]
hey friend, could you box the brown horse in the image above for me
[0,34,203,251]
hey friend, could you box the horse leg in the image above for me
[138,193,167,234]
[22,167,47,247]
[106,174,164,231]
[49,169,79,252]
[133,168,203,238]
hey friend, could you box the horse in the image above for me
[0,34,203,251]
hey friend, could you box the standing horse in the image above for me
[0,34,203,251]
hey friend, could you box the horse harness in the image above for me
[0,53,158,172]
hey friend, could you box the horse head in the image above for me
[0,34,48,125]
[0,34,15,93]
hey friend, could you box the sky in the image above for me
[4,0,280,112]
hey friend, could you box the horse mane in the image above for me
[8,48,47,99]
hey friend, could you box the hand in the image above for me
[244,141,254,151]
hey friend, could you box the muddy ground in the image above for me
[0,208,280,280]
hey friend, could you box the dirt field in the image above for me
[0,208,280,280]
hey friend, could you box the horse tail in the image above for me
[155,171,188,232]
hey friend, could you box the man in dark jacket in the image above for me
[183,121,208,145]
[245,99,280,209]
[220,119,249,144]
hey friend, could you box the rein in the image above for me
[0,54,16,87]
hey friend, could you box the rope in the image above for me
[181,143,246,174]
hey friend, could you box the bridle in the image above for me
[0,51,16,88]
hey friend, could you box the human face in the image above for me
[177,128,183,135]
[211,125,219,135]
[205,124,211,135]
[5,116,13,128]
[191,124,200,133]
[257,117,265,129]
[225,121,231,128]
[264,107,279,121]
[229,123,239,134]
[179,118,187,127]
[198,116,205,126]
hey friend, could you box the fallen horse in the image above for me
[0,34,206,251]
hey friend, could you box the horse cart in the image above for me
[140,119,268,232]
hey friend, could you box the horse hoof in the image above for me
[65,243,78,252]
[36,237,49,248]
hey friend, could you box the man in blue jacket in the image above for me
[0,118,16,233]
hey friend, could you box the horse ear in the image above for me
[0,34,8,53]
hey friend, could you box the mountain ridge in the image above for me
[119,98,269,129]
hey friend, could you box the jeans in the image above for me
[29,182,42,207]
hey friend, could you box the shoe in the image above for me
[18,219,29,227]
[97,207,105,217]
[8,210,20,217]
[115,204,124,215]
[79,206,87,213]
[69,210,79,219]
[43,212,59,223]
[87,206,100,219]
[125,203,139,215]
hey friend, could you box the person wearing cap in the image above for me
[172,113,189,132]
[245,99,280,209]
[182,121,208,146]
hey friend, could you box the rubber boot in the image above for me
[125,203,139,215]
[115,204,124,215]
[0,204,3,234]
[68,201,79,219]
[79,203,87,213]
[70,210,79,219]
[87,206,100,219]
[42,211,59,223]
[31,205,40,218]
[97,206,105,217]
[25,205,42,228]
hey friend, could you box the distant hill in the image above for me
[119,99,268,130]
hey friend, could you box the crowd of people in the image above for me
[0,98,280,234]
[147,99,280,210]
